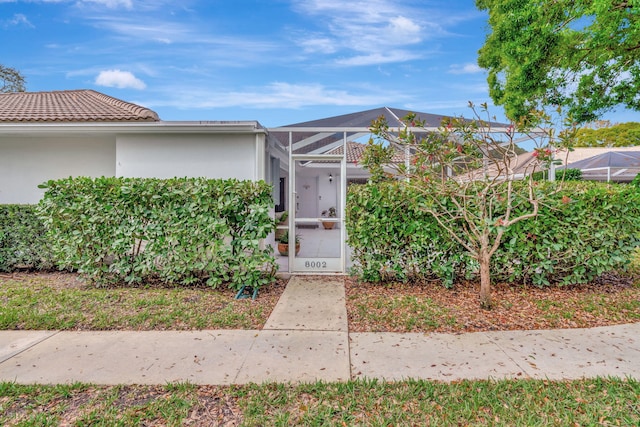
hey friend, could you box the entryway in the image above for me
[287,153,346,273]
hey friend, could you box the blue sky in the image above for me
[1,0,637,127]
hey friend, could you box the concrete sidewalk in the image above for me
[1,276,639,385]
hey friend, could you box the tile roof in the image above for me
[0,89,160,123]
[327,141,406,164]
[327,141,367,163]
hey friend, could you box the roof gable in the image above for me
[0,89,159,123]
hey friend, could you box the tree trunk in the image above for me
[479,252,492,310]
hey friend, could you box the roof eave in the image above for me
[0,121,268,135]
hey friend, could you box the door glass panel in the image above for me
[292,158,343,273]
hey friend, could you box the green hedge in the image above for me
[38,177,276,290]
[0,205,55,272]
[492,182,640,285]
[346,181,640,286]
[532,168,582,181]
[346,183,468,285]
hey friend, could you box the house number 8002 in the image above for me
[305,261,327,269]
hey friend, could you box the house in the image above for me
[1,91,498,273]
[557,148,640,182]
[0,90,284,204]
[496,147,640,182]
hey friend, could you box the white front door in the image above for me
[290,156,345,273]
[296,176,318,219]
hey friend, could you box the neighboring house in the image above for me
[0,90,283,204]
[558,148,640,182]
[501,147,640,182]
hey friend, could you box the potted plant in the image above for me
[277,230,300,256]
[321,206,337,229]
[275,211,288,241]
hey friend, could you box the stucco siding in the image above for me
[0,136,115,204]
[116,134,257,180]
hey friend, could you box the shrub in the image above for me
[346,182,469,286]
[0,205,55,271]
[347,181,640,287]
[493,181,640,286]
[531,168,582,181]
[38,177,276,290]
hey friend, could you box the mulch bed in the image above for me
[345,274,640,333]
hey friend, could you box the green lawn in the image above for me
[2,270,639,425]
[1,378,638,426]
[0,274,283,330]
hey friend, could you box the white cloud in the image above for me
[3,0,131,5]
[87,18,189,44]
[11,13,31,25]
[85,16,278,61]
[449,63,483,74]
[81,0,132,8]
[299,37,337,54]
[214,82,385,108]
[95,69,146,89]
[388,16,421,43]
[292,0,435,66]
[295,0,400,22]
[2,13,33,28]
[292,0,482,68]
[335,51,422,67]
[148,82,402,109]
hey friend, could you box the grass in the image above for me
[1,266,639,424]
[534,291,640,326]
[355,295,455,331]
[1,378,639,426]
[0,274,283,330]
[3,269,638,333]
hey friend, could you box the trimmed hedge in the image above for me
[0,205,55,272]
[346,181,640,286]
[346,183,467,285]
[492,181,640,285]
[532,168,582,181]
[38,177,276,290]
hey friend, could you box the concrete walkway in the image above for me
[1,276,639,385]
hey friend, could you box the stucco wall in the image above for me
[116,134,258,180]
[0,136,115,204]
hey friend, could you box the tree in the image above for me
[574,122,640,147]
[363,105,576,308]
[0,64,26,93]
[477,0,640,124]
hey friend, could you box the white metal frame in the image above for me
[287,131,348,273]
